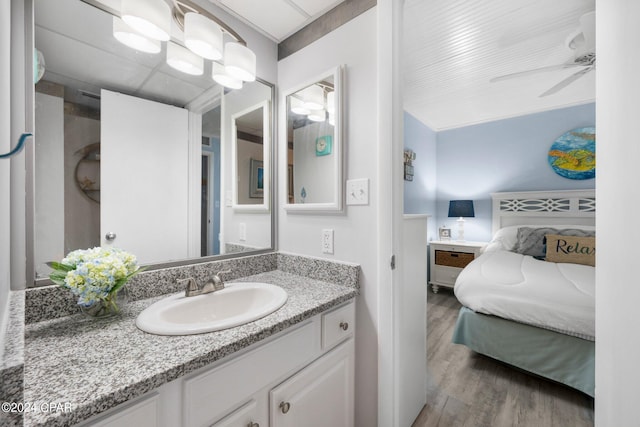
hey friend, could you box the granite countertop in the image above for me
[22,270,358,427]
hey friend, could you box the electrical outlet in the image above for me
[346,178,369,205]
[322,229,334,254]
[239,223,246,241]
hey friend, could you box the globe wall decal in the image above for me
[548,126,595,180]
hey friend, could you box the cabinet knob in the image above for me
[339,322,349,331]
[279,401,291,414]
[247,423,259,427]
[105,232,117,241]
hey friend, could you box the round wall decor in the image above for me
[548,126,595,180]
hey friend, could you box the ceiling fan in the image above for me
[490,11,595,97]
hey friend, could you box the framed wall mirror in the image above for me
[283,66,344,213]
[231,99,270,212]
[29,0,275,285]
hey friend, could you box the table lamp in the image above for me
[448,200,475,241]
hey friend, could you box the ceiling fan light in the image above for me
[167,42,204,76]
[290,97,310,115]
[113,17,161,54]
[212,62,243,89]
[184,12,223,60]
[224,42,256,82]
[301,85,324,110]
[308,109,326,122]
[121,0,171,42]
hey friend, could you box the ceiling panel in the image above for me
[218,0,308,41]
[403,0,596,130]
[289,0,344,17]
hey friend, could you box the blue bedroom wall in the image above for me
[404,112,438,238]
[435,103,595,242]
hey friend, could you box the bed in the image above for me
[451,189,595,397]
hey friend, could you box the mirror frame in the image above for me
[23,0,278,287]
[283,65,344,213]
[232,99,271,213]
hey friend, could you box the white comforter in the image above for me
[454,249,595,340]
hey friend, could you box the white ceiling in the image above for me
[403,0,596,131]
[36,0,596,132]
[207,0,346,42]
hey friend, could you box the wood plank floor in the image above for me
[412,289,594,427]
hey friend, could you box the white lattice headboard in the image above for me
[491,190,595,235]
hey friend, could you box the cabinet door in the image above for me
[270,340,354,427]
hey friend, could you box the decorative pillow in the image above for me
[488,224,595,252]
[513,227,595,258]
[545,234,595,266]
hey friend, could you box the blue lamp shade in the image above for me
[448,200,475,218]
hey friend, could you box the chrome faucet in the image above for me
[180,270,231,297]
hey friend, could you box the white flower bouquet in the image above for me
[48,247,144,317]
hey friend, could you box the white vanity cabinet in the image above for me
[77,300,355,427]
[270,340,354,427]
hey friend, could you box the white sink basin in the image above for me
[136,282,288,335]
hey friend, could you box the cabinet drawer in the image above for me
[322,302,355,350]
[211,399,261,427]
[434,250,474,268]
[85,392,159,427]
[432,265,462,286]
[183,321,320,427]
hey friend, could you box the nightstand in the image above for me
[429,241,486,293]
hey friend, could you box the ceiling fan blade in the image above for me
[490,62,582,83]
[539,66,594,97]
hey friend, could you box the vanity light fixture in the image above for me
[307,109,327,122]
[212,62,243,89]
[167,41,204,75]
[301,84,325,110]
[326,91,335,114]
[113,17,161,54]
[106,0,257,87]
[224,42,256,82]
[290,96,311,115]
[121,0,171,41]
[184,12,223,60]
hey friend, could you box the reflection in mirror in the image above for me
[232,102,269,207]
[31,0,274,284]
[284,66,343,212]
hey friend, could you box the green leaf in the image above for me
[49,271,68,286]
[46,261,75,272]
[110,266,147,295]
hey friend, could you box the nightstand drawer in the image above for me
[434,250,475,268]
[432,265,462,286]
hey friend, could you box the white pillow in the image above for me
[488,224,596,252]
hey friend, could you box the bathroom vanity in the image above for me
[79,301,355,427]
[17,254,359,426]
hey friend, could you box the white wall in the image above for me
[278,9,378,427]
[595,1,640,425]
[0,0,11,353]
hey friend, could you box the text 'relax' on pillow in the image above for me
[545,234,595,266]
[513,227,595,258]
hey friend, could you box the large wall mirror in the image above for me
[30,0,274,285]
[284,66,344,213]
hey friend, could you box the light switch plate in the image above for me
[346,178,369,205]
